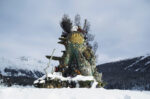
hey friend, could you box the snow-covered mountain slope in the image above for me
[124,54,150,72]
[0,56,47,77]
[98,54,150,73]
[97,54,150,90]
[0,56,49,86]
[0,86,150,99]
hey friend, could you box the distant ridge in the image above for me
[97,54,150,90]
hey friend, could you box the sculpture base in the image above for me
[33,72,104,88]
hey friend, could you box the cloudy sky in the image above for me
[0,0,150,64]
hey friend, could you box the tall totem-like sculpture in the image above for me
[46,15,102,82]
[34,15,103,88]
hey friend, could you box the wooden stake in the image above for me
[44,49,56,80]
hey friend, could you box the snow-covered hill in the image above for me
[98,54,150,72]
[0,86,150,99]
[0,56,48,86]
[124,54,150,72]
[97,54,150,90]
[0,56,47,77]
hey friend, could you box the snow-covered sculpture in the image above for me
[34,15,103,88]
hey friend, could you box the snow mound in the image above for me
[0,86,150,99]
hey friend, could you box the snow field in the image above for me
[0,86,150,99]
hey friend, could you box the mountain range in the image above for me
[0,55,150,90]
[97,54,150,90]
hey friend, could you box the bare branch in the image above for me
[83,19,90,33]
[74,14,81,26]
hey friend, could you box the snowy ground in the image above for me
[0,86,150,99]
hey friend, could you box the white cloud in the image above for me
[0,0,150,63]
